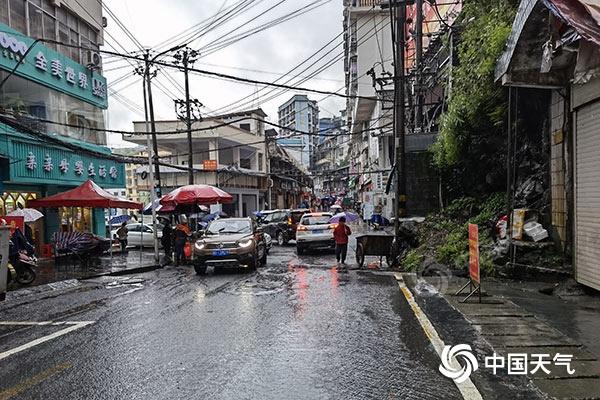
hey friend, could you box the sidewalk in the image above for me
[30,248,160,287]
[411,274,600,399]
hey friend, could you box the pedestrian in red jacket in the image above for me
[333,216,351,266]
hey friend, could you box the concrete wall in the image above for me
[352,13,392,99]
[550,90,567,247]
[406,151,439,216]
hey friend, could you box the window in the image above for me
[10,0,27,33]
[28,1,43,39]
[240,157,251,169]
[0,0,8,25]
[239,123,251,132]
[258,153,263,171]
[0,191,38,215]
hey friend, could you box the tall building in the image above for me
[314,114,349,197]
[344,0,395,217]
[276,94,319,169]
[0,0,119,244]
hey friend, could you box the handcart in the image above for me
[354,232,396,268]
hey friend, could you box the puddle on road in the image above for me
[105,277,146,289]
[224,269,291,296]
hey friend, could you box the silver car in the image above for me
[295,213,335,254]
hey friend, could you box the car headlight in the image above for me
[237,239,254,248]
[194,241,206,251]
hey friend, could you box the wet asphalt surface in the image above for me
[0,242,541,399]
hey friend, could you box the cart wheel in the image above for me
[355,243,365,268]
[386,254,397,269]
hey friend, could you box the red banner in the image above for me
[468,223,480,285]
[3,216,24,236]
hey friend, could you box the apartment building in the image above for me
[128,109,269,217]
[276,94,319,170]
[343,0,394,217]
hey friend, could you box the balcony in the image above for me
[347,0,384,10]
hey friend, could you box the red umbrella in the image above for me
[159,185,233,207]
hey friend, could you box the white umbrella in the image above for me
[330,205,342,209]
[7,208,44,222]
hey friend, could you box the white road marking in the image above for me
[0,321,95,361]
[394,273,483,400]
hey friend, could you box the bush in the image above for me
[404,248,424,272]
[404,193,507,276]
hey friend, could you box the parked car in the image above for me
[192,217,267,274]
[255,209,277,225]
[111,223,163,248]
[295,213,336,254]
[259,208,309,245]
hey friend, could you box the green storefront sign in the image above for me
[0,123,124,188]
[0,23,107,109]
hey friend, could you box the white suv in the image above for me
[296,213,336,255]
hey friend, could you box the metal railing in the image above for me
[351,0,382,7]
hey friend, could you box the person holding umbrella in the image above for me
[116,222,129,251]
[173,218,191,267]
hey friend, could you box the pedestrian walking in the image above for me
[173,221,191,266]
[116,222,128,251]
[161,221,173,263]
[333,216,351,268]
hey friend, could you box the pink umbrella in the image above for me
[160,185,233,207]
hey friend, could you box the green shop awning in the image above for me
[0,122,125,188]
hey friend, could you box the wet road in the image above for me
[0,243,524,399]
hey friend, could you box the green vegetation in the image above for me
[404,193,506,275]
[431,0,518,197]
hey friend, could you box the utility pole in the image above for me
[265,132,272,210]
[393,0,408,237]
[415,0,424,131]
[135,61,159,262]
[144,50,162,197]
[173,48,202,185]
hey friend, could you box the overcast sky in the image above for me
[102,0,345,148]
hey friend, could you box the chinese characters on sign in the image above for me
[74,160,84,176]
[26,152,36,170]
[43,154,53,172]
[24,154,117,180]
[35,53,97,93]
[59,158,69,174]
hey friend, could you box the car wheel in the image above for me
[15,266,36,284]
[249,256,258,271]
[194,263,207,275]
[276,231,285,246]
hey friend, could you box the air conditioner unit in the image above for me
[84,50,101,69]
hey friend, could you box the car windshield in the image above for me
[207,220,252,234]
[301,215,331,226]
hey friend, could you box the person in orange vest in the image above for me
[173,220,191,267]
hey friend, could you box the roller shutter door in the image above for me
[575,100,600,290]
